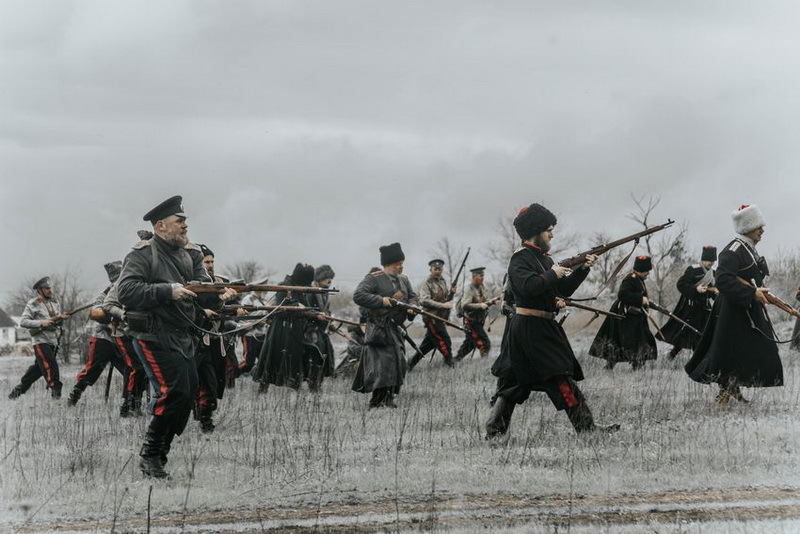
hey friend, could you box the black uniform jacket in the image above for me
[589,273,657,362]
[492,243,589,387]
[656,265,715,349]
[685,238,783,387]
[117,236,215,349]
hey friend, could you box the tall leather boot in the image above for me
[139,419,170,479]
[407,351,425,371]
[485,397,515,440]
[119,394,132,417]
[67,384,85,406]
[307,363,324,392]
[566,402,620,434]
[8,384,24,400]
[51,382,63,399]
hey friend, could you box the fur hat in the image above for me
[633,255,652,272]
[104,261,123,283]
[314,264,335,282]
[32,276,51,290]
[513,203,557,240]
[290,263,315,286]
[701,246,717,262]
[379,242,405,266]
[198,244,214,258]
[732,204,766,235]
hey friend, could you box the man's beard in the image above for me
[533,235,551,253]
[163,229,189,247]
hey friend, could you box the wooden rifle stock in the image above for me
[646,301,701,335]
[735,277,800,318]
[388,298,469,332]
[558,220,675,268]
[30,302,94,335]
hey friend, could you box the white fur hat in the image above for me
[732,204,766,235]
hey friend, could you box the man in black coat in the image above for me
[117,196,237,478]
[486,203,617,439]
[589,256,658,370]
[685,204,783,405]
[657,246,718,360]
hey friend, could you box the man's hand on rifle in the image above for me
[236,307,247,317]
[204,309,219,318]
[382,297,393,308]
[551,265,572,279]
[642,296,649,307]
[755,287,770,306]
[555,299,567,309]
[441,301,454,310]
[218,287,238,302]
[478,302,489,310]
[583,254,598,268]
[696,285,708,294]
[172,283,197,300]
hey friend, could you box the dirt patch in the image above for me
[10,486,800,533]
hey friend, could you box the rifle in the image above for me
[185,283,338,295]
[30,302,95,336]
[561,299,624,319]
[388,299,470,332]
[646,301,701,335]
[447,247,471,301]
[221,305,361,327]
[736,277,800,318]
[558,220,675,268]
[103,362,114,403]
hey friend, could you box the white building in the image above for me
[0,307,16,348]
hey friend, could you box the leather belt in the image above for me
[515,307,556,320]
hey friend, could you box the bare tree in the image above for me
[5,267,92,363]
[628,195,689,307]
[584,231,631,296]
[222,260,273,284]
[486,214,581,272]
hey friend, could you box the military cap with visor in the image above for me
[143,195,186,223]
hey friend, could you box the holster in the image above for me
[126,310,155,333]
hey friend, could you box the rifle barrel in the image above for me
[559,220,674,268]
[186,283,338,294]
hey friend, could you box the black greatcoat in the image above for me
[589,273,657,363]
[492,243,589,390]
[656,265,715,350]
[685,238,783,387]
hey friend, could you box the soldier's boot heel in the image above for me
[566,402,597,434]
[485,397,515,441]
[139,441,170,479]
[51,383,62,399]
[8,385,24,400]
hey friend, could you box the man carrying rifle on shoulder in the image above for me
[409,258,455,369]
[117,195,238,478]
[352,243,419,408]
[685,204,783,405]
[486,203,618,440]
[9,277,70,399]
[454,267,493,360]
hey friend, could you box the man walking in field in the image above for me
[117,195,237,478]
[409,259,454,369]
[685,204,783,405]
[486,203,618,439]
[454,267,493,360]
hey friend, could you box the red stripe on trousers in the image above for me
[116,338,137,394]
[426,321,450,357]
[34,344,57,388]
[466,319,485,349]
[137,340,168,416]
[556,377,579,408]
[76,336,98,383]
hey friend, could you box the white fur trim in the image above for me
[731,204,766,235]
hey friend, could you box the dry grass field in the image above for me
[2,317,800,533]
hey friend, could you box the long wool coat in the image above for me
[685,238,783,387]
[589,273,657,363]
[656,265,716,350]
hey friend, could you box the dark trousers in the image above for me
[74,337,127,390]
[133,338,198,437]
[18,343,61,394]
[456,318,491,358]
[195,344,221,417]
[116,336,147,398]
[417,319,452,361]
[238,335,263,375]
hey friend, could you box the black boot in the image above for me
[407,351,425,371]
[139,420,170,479]
[67,385,84,406]
[307,363,324,392]
[566,402,619,434]
[667,346,681,361]
[51,382,63,399]
[8,385,24,400]
[199,414,215,434]
[120,395,132,417]
[485,397,515,440]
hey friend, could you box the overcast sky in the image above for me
[1,1,799,301]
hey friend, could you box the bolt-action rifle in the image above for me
[560,299,625,320]
[447,247,471,301]
[736,277,800,318]
[221,305,360,326]
[645,301,701,335]
[558,220,675,268]
[184,282,338,295]
[388,298,470,332]
[30,302,95,336]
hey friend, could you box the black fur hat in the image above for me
[513,203,557,240]
[104,261,123,283]
[137,229,154,241]
[198,244,214,258]
[314,264,335,282]
[379,242,405,266]
[701,246,717,262]
[633,255,652,272]
[290,263,315,286]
